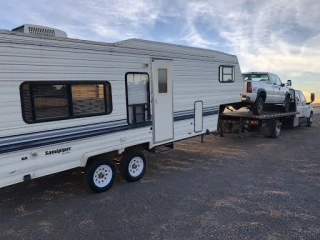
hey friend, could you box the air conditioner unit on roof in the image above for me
[12,24,67,38]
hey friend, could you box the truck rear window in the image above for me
[243,74,269,82]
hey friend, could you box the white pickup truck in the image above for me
[240,72,292,115]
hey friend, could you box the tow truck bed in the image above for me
[220,110,299,120]
[219,110,299,138]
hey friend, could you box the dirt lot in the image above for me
[0,113,319,240]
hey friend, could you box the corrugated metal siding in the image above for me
[0,32,242,138]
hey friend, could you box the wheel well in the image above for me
[258,91,266,102]
[84,142,150,168]
[85,150,119,168]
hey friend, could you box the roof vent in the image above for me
[12,24,67,38]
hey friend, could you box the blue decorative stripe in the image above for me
[0,121,152,155]
[0,107,219,155]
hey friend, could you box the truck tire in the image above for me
[306,113,313,127]
[120,150,147,182]
[84,158,116,193]
[252,97,264,116]
[270,120,281,138]
[284,95,290,112]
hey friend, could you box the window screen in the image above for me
[20,82,112,123]
[158,69,168,93]
[219,66,235,83]
[125,73,150,124]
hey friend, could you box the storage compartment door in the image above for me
[194,101,203,133]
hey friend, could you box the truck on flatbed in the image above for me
[219,89,315,138]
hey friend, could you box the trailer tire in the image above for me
[306,113,313,127]
[120,150,147,182]
[270,120,281,138]
[252,97,264,116]
[84,158,116,193]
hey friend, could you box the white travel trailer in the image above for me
[0,24,242,192]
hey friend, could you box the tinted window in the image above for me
[21,82,112,123]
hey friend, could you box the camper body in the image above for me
[0,25,242,192]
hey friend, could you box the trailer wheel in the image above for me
[270,120,281,138]
[284,95,290,112]
[253,97,264,116]
[84,158,116,193]
[120,150,147,182]
[306,113,313,127]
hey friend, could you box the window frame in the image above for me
[20,81,112,124]
[219,65,235,83]
[125,72,151,125]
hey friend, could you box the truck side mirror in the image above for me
[311,93,315,103]
[287,80,292,86]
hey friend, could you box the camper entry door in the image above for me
[151,59,174,143]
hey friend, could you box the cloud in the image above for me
[0,0,319,101]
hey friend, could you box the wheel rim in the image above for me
[276,123,281,136]
[93,165,113,188]
[128,157,144,177]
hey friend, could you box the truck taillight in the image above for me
[247,82,252,93]
[250,120,259,125]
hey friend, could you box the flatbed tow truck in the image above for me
[219,89,314,138]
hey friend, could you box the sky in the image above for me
[1,0,319,103]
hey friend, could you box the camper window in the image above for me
[72,84,106,117]
[219,66,235,83]
[20,81,112,123]
[125,73,151,124]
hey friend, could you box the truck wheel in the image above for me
[120,150,147,182]
[84,158,116,193]
[270,120,281,138]
[284,95,290,112]
[253,97,264,116]
[306,113,313,127]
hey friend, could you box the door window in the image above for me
[276,75,282,86]
[299,91,306,102]
[296,91,301,102]
[158,69,168,93]
[269,74,276,84]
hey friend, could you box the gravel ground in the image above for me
[0,113,319,240]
